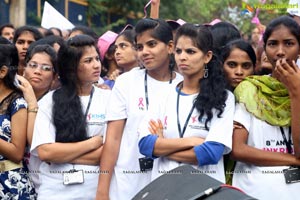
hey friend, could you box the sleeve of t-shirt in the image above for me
[138,135,158,159]
[234,103,251,132]
[194,141,225,166]
[105,73,130,121]
[205,91,235,154]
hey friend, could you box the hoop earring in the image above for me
[204,64,208,78]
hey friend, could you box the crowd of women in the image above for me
[0,3,300,200]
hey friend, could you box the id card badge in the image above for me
[283,167,300,184]
[63,169,84,185]
[139,157,153,171]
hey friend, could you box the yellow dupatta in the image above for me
[234,75,290,126]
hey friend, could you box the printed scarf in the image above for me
[234,75,290,126]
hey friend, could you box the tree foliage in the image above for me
[88,0,290,35]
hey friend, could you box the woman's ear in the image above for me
[167,40,174,54]
[204,51,213,64]
[0,66,9,79]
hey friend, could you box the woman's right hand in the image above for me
[16,75,38,108]
[274,58,300,98]
[148,119,164,138]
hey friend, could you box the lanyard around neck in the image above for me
[176,83,195,138]
[144,71,149,110]
[144,70,173,110]
[279,127,292,154]
[84,87,95,120]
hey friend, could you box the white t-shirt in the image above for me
[138,89,235,183]
[106,68,183,200]
[232,103,300,200]
[31,86,111,200]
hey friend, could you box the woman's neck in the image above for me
[180,78,200,94]
[35,89,49,101]
[147,68,173,82]
[18,62,26,75]
[78,83,93,96]
[122,61,139,73]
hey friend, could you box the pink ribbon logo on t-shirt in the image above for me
[163,116,168,129]
[87,113,91,121]
[191,115,198,123]
[138,97,144,110]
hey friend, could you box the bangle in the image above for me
[28,107,39,113]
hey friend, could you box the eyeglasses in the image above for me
[26,62,53,72]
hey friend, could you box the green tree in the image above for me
[87,0,145,35]
[87,0,290,36]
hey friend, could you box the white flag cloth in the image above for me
[41,1,74,30]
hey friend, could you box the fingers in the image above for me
[148,126,156,134]
[292,60,300,72]
[274,59,292,82]
[148,119,163,136]
[157,119,163,129]
[149,120,158,131]
[276,58,297,73]
[282,58,296,72]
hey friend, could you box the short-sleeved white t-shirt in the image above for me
[138,89,235,183]
[30,87,111,200]
[106,68,183,200]
[233,103,300,200]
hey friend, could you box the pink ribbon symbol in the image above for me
[138,98,144,107]
[192,116,197,123]
[164,116,168,127]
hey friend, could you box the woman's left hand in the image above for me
[148,119,164,138]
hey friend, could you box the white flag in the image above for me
[41,1,74,30]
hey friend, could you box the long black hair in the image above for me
[0,43,20,91]
[53,34,98,142]
[174,23,228,130]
